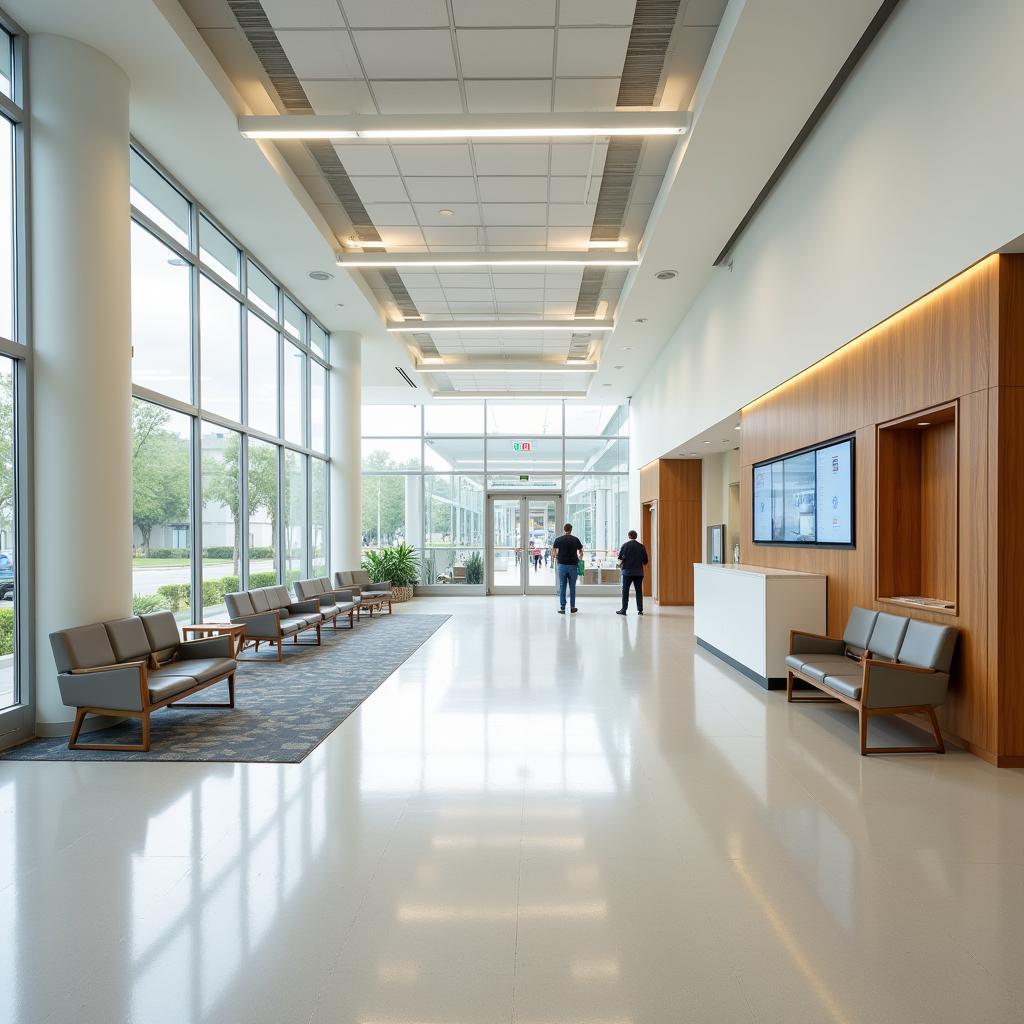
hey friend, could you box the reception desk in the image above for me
[693,563,827,689]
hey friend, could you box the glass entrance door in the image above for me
[487,494,562,594]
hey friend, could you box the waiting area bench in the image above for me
[786,607,958,755]
[335,570,393,614]
[225,585,323,660]
[294,577,358,628]
[50,610,237,751]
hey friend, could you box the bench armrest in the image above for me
[231,609,281,638]
[365,580,392,593]
[287,598,321,616]
[58,663,147,711]
[862,659,950,709]
[789,630,844,657]
[177,635,234,660]
[329,586,360,602]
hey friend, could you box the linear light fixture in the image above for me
[390,319,613,333]
[418,364,597,374]
[433,393,587,400]
[239,111,689,141]
[339,252,638,269]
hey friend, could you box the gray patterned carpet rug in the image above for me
[2,613,450,764]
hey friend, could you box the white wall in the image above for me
[631,0,1024,471]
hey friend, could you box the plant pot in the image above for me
[392,585,414,603]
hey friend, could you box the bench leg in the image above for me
[168,674,236,710]
[861,706,946,755]
[349,609,354,629]
[277,638,283,662]
[68,709,151,752]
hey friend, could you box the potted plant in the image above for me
[464,551,484,585]
[362,543,420,602]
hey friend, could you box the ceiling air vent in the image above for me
[395,367,418,389]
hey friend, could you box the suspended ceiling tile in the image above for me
[553,78,622,112]
[547,176,589,203]
[392,144,474,176]
[404,288,447,301]
[341,0,450,28]
[548,203,596,226]
[448,302,498,313]
[464,79,553,113]
[481,203,548,226]
[485,226,548,245]
[421,225,481,245]
[301,79,377,114]
[545,301,579,316]
[550,141,606,175]
[371,80,464,114]
[398,272,441,287]
[437,273,493,288]
[404,177,478,203]
[363,202,420,225]
[556,27,631,77]
[352,30,457,79]
[456,30,555,78]
[451,0,555,26]
[444,288,496,301]
[332,144,400,175]
[477,177,549,203]
[546,227,592,249]
[262,0,346,29]
[349,176,410,203]
[415,203,482,226]
[277,30,362,78]
[375,225,426,246]
[472,143,550,175]
[558,0,636,25]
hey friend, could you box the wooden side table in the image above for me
[183,622,248,659]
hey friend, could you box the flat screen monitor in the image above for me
[752,435,855,547]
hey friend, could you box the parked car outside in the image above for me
[0,550,14,601]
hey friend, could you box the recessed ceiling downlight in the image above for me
[309,270,334,281]
[438,208,454,217]
[655,269,678,281]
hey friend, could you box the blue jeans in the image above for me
[556,563,578,610]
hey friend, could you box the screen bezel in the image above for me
[751,433,856,548]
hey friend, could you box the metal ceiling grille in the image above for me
[617,0,684,107]
[411,331,440,358]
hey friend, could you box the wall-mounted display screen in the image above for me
[752,436,855,546]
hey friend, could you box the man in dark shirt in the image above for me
[616,530,649,615]
[551,523,584,614]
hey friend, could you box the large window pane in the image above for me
[247,437,278,585]
[283,450,306,591]
[425,403,484,435]
[284,296,306,341]
[131,222,192,402]
[362,437,420,471]
[130,150,190,247]
[0,117,13,342]
[201,423,242,620]
[565,474,629,580]
[311,323,329,359]
[486,402,562,435]
[0,28,12,100]
[310,361,327,453]
[421,548,483,586]
[283,342,306,445]
[247,312,279,436]
[362,474,415,550]
[199,214,240,290]
[424,475,483,548]
[311,458,328,577]
[362,405,420,436]
[247,261,278,320]
[0,358,16,709]
[132,399,192,622]
[424,436,483,472]
[564,404,628,436]
[200,275,241,421]
[486,436,562,473]
[564,437,628,473]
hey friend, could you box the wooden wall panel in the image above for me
[738,255,1024,763]
[920,421,958,603]
[639,462,659,502]
[641,459,703,606]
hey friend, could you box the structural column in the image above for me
[30,36,132,731]
[329,331,362,570]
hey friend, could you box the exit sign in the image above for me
[512,441,533,453]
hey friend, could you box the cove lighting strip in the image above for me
[417,366,596,374]
[239,111,689,141]
[389,319,613,333]
[340,252,637,269]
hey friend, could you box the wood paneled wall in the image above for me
[740,254,1024,765]
[640,458,702,605]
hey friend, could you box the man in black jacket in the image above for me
[616,530,649,615]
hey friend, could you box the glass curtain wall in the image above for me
[130,145,331,621]
[362,402,629,587]
[0,13,27,717]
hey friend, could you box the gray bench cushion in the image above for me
[279,616,310,634]
[843,607,878,658]
[785,653,810,672]
[251,589,272,612]
[898,620,958,672]
[105,616,152,663]
[867,613,910,660]
[822,673,863,700]
[50,623,118,672]
[172,657,234,684]
[141,611,181,662]
[148,669,199,703]
[799,655,863,683]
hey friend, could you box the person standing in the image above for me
[552,523,583,614]
[616,529,649,615]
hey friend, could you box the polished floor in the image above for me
[2,596,1024,1024]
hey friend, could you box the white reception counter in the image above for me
[693,563,827,689]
